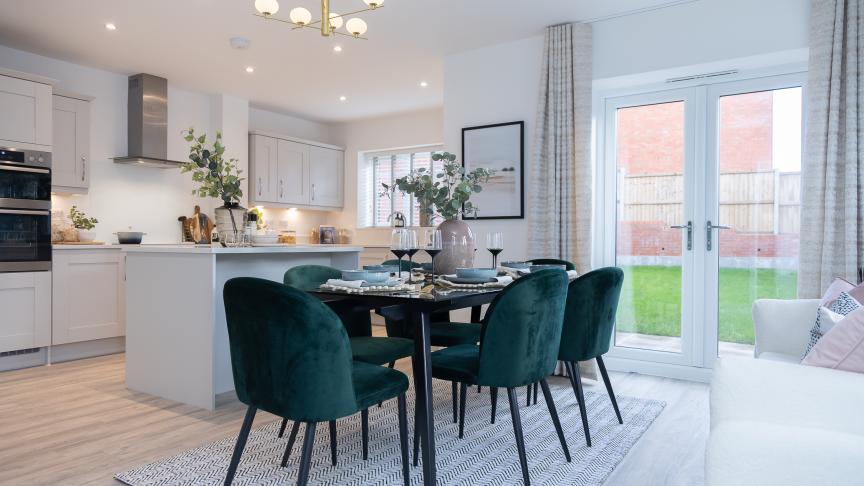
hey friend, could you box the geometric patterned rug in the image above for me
[115,376,665,485]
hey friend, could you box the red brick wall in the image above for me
[718,91,774,172]
[617,102,685,174]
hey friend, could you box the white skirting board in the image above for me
[0,336,125,372]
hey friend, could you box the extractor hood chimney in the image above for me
[113,74,186,169]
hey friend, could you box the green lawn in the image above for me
[615,265,798,345]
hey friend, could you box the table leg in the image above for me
[411,310,436,485]
[470,305,482,323]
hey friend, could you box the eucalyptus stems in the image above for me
[181,128,244,206]
[381,152,494,222]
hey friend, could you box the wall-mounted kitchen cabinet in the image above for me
[51,93,91,193]
[249,132,344,210]
[52,249,125,345]
[0,70,53,150]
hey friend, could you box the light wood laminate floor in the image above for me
[0,349,709,486]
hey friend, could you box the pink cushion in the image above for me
[821,278,855,306]
[803,306,864,373]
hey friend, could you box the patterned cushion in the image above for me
[803,292,861,358]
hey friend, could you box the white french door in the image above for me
[599,72,806,374]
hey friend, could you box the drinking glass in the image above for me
[390,229,409,279]
[404,229,420,283]
[423,229,443,284]
[486,231,504,268]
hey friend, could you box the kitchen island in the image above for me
[123,244,362,410]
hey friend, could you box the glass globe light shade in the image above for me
[363,0,383,8]
[289,7,312,25]
[345,18,367,37]
[254,0,279,16]
[328,12,343,30]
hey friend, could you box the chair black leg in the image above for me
[451,381,458,423]
[280,421,301,467]
[328,420,338,466]
[477,385,482,393]
[297,423,316,486]
[397,393,410,486]
[224,405,256,486]
[278,418,288,438]
[412,410,420,467]
[490,387,498,424]
[533,382,539,405]
[597,356,623,424]
[458,382,467,439]
[361,409,369,460]
[567,361,592,447]
[506,388,531,486]
[526,385,531,407]
[539,379,571,462]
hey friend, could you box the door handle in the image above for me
[312,183,316,201]
[706,221,731,251]
[280,180,284,199]
[258,177,262,197]
[0,208,50,216]
[81,156,86,181]
[670,221,693,251]
[0,164,50,174]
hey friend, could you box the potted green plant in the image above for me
[69,205,98,242]
[381,152,494,272]
[181,128,245,239]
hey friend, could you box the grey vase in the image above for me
[215,205,247,238]
[434,219,475,275]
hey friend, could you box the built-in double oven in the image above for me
[0,147,52,272]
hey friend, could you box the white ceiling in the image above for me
[0,0,690,121]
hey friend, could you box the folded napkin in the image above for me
[438,275,514,288]
[324,279,364,288]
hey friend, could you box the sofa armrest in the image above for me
[752,299,819,359]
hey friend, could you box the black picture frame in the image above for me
[461,121,525,220]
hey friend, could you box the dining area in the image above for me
[217,232,632,486]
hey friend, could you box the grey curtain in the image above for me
[528,22,593,274]
[798,0,864,298]
[529,23,596,379]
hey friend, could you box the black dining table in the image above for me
[309,286,503,486]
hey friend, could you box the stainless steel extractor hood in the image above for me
[113,74,186,169]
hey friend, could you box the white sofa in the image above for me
[706,299,864,486]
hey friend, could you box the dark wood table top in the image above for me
[309,287,502,312]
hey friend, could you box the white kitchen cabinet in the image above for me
[52,249,125,345]
[277,139,310,206]
[52,94,91,192]
[309,145,344,207]
[249,131,344,210]
[250,134,277,203]
[0,272,51,353]
[0,73,52,149]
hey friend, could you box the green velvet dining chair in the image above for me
[558,266,625,448]
[281,265,414,449]
[426,269,572,486]
[222,277,410,486]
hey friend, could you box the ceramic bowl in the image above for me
[363,264,398,274]
[501,261,530,270]
[456,267,498,279]
[342,270,390,283]
[529,264,567,273]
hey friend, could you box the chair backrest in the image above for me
[478,269,569,387]
[558,267,624,362]
[283,264,342,291]
[223,277,359,422]
[382,259,422,272]
[284,265,372,338]
[527,258,576,271]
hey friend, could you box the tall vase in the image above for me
[214,204,247,240]
[434,218,475,275]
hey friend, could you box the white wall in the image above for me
[442,0,810,267]
[330,108,444,245]
[249,106,337,145]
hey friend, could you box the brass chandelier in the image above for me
[253,0,384,40]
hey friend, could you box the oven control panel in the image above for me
[0,147,51,169]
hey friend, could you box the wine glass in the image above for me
[404,229,419,283]
[486,231,504,268]
[390,229,409,279]
[423,229,443,285]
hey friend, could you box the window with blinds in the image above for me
[357,146,445,228]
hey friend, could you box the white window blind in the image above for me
[357,145,444,228]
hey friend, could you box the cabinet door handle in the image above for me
[258,177,262,197]
[81,156,86,181]
[280,180,284,199]
[312,183,316,201]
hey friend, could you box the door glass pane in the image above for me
[614,101,685,353]
[716,87,802,358]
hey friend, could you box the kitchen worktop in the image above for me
[122,244,363,254]
[52,244,126,250]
